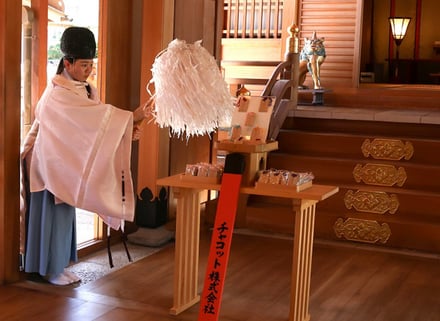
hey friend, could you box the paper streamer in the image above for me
[149,39,234,139]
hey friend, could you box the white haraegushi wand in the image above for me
[149,39,234,139]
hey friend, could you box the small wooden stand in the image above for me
[298,88,332,105]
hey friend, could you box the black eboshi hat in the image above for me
[60,26,96,59]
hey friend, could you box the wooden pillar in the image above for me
[0,0,22,284]
[137,0,174,195]
[30,0,48,118]
[281,0,300,58]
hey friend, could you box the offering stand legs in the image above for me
[169,187,201,315]
[290,199,317,321]
[169,189,319,321]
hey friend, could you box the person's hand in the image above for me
[133,96,154,124]
[132,97,154,141]
[132,122,143,141]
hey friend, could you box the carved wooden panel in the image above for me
[361,138,414,160]
[344,190,399,214]
[334,218,391,244]
[353,163,407,187]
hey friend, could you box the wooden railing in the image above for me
[223,0,283,38]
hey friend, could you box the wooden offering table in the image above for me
[157,174,339,321]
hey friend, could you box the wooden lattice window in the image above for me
[223,0,283,38]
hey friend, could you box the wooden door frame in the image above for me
[1,0,22,284]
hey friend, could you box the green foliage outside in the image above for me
[48,43,62,60]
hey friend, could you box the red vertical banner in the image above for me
[414,0,422,59]
[389,0,396,60]
[198,154,245,321]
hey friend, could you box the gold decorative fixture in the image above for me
[353,163,407,187]
[361,139,414,161]
[334,218,391,244]
[344,190,399,214]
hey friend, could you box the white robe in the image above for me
[21,73,135,231]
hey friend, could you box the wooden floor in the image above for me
[2,227,440,321]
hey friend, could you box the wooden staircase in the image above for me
[245,114,440,254]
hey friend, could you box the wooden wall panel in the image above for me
[219,0,363,88]
[221,38,282,61]
[298,0,362,88]
[99,0,137,107]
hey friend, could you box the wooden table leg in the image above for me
[169,187,201,315]
[289,199,317,321]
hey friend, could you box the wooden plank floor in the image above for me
[2,227,440,321]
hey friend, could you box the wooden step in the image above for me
[245,187,440,253]
[276,130,440,166]
[281,116,440,140]
[221,109,440,254]
[297,85,440,110]
[267,153,440,194]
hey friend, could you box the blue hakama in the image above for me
[25,190,77,276]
